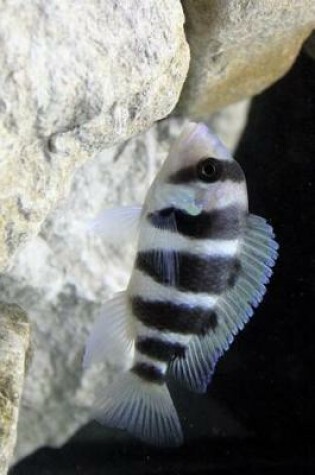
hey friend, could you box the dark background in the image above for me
[11,49,314,474]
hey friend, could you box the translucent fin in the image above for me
[170,334,219,394]
[83,292,135,370]
[150,248,179,287]
[94,371,183,447]
[150,209,179,287]
[170,213,279,393]
[87,206,142,243]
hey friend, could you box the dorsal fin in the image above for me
[169,214,279,393]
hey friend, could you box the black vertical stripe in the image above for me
[148,206,246,240]
[168,159,245,184]
[132,297,218,335]
[136,252,241,294]
[132,362,165,384]
[136,337,186,362]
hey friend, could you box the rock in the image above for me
[0,111,249,463]
[0,0,189,272]
[178,0,315,117]
[0,303,30,475]
[304,30,315,60]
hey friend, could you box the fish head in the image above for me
[151,122,248,214]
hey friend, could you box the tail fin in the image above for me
[93,371,183,447]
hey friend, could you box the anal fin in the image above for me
[83,291,135,371]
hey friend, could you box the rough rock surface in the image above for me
[0,303,30,475]
[178,0,315,117]
[0,0,189,272]
[0,109,249,463]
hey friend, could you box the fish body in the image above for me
[84,123,278,446]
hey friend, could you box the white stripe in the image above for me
[149,183,247,213]
[138,221,240,256]
[128,269,219,308]
[135,322,191,347]
[206,182,248,212]
[133,353,167,373]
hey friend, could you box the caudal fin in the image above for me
[93,371,183,447]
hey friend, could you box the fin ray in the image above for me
[149,209,179,287]
[94,372,183,446]
[83,291,134,370]
[87,205,142,243]
[169,213,278,393]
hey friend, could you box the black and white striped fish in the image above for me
[83,122,278,446]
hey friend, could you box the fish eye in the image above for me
[196,158,221,182]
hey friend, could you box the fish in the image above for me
[83,122,278,447]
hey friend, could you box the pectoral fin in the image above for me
[87,205,142,244]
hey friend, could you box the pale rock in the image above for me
[0,111,249,462]
[178,0,315,117]
[0,0,189,271]
[0,303,30,475]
